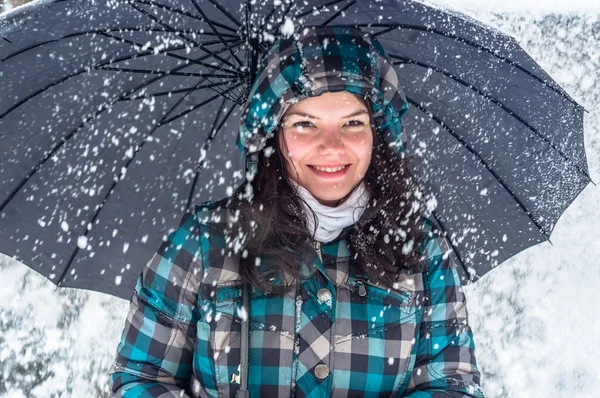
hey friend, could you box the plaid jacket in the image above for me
[109,198,485,397]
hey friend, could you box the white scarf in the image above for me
[289,179,370,242]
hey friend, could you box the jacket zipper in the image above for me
[313,240,323,262]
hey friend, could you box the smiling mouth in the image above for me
[307,164,351,177]
[308,164,350,172]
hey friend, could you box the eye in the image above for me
[344,120,366,127]
[292,121,315,129]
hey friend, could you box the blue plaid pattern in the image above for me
[109,199,485,397]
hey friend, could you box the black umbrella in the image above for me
[0,0,593,299]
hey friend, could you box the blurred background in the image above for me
[1,0,30,13]
[1,0,599,397]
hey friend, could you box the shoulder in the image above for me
[417,214,444,259]
[192,197,245,288]
[193,196,236,229]
[191,196,241,255]
[417,214,454,274]
[416,214,466,290]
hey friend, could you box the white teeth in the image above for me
[313,165,346,173]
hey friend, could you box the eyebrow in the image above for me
[284,109,369,120]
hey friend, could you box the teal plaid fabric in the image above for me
[109,198,485,397]
[238,25,410,170]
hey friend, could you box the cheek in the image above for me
[354,135,373,163]
[282,134,312,161]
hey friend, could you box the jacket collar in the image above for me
[299,224,355,287]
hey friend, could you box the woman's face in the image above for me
[278,91,373,207]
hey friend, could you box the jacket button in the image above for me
[314,364,330,379]
[317,288,332,303]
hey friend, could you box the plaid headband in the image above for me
[237,25,409,174]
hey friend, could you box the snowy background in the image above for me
[1,0,599,397]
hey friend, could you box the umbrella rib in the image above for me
[189,0,244,68]
[0,45,242,216]
[162,81,244,124]
[95,40,239,70]
[164,51,241,77]
[208,77,245,103]
[0,28,238,63]
[103,26,238,38]
[96,39,244,100]
[96,66,237,79]
[184,80,238,106]
[266,0,294,35]
[354,23,582,110]
[262,5,279,29]
[127,1,238,70]
[293,0,349,19]
[0,69,82,120]
[431,180,510,283]
[389,54,591,182]
[121,81,233,101]
[0,39,244,120]
[189,102,238,210]
[118,101,230,270]
[54,51,240,286]
[187,97,231,209]
[166,47,244,101]
[94,40,245,82]
[404,94,550,239]
[132,0,239,32]
[127,1,201,46]
[212,100,237,140]
[98,31,240,75]
[369,26,397,38]
[204,0,242,27]
[202,97,227,146]
[320,0,357,26]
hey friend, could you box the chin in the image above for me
[313,192,351,206]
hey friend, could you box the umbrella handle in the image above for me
[236,281,250,398]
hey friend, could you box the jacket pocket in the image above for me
[333,277,419,395]
[352,278,414,310]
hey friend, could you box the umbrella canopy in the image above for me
[0,0,592,299]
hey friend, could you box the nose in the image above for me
[319,127,345,155]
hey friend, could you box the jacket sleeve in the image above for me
[403,228,486,398]
[108,208,203,397]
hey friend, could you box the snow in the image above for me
[422,0,600,13]
[0,264,129,396]
[0,0,54,17]
[280,18,295,37]
[1,0,600,397]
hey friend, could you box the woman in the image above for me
[109,26,485,397]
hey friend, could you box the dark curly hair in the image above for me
[223,97,432,294]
